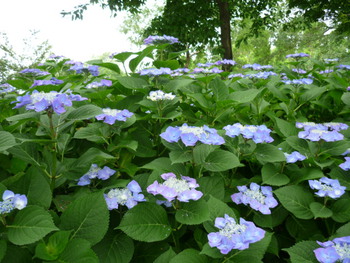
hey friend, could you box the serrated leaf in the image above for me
[230,89,261,103]
[261,163,290,186]
[7,205,58,245]
[169,150,192,164]
[284,241,319,263]
[58,238,99,263]
[154,247,177,263]
[67,104,102,120]
[175,199,210,225]
[209,77,229,102]
[35,231,71,260]
[203,150,241,172]
[60,192,109,245]
[0,131,17,152]
[118,202,171,242]
[274,185,314,219]
[116,76,148,90]
[309,202,333,218]
[0,239,7,262]
[331,198,350,223]
[200,243,223,259]
[197,175,225,200]
[255,144,286,163]
[169,249,208,263]
[274,117,298,137]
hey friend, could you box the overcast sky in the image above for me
[0,0,136,62]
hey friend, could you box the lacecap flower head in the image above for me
[284,151,307,163]
[0,190,27,214]
[96,108,133,125]
[314,236,350,263]
[160,123,225,146]
[207,214,265,254]
[104,180,146,210]
[147,90,175,101]
[223,123,274,144]
[297,122,348,142]
[143,35,179,45]
[308,177,346,199]
[77,164,116,186]
[147,173,203,203]
[12,90,87,115]
[231,183,278,215]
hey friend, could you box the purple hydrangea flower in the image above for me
[215,59,236,66]
[337,64,350,70]
[20,68,50,76]
[242,64,273,71]
[85,79,112,89]
[31,77,64,88]
[286,53,310,58]
[231,183,278,214]
[292,68,307,74]
[339,157,350,171]
[197,62,215,67]
[68,63,99,76]
[324,58,339,63]
[208,214,265,254]
[314,236,350,263]
[160,123,225,146]
[139,67,172,76]
[0,83,16,94]
[319,69,334,74]
[12,90,87,114]
[245,71,277,79]
[147,173,203,203]
[284,151,307,163]
[144,35,179,45]
[95,108,134,125]
[228,73,244,78]
[223,123,274,144]
[147,90,175,101]
[296,122,348,142]
[308,177,346,199]
[77,164,116,186]
[0,190,27,214]
[104,180,145,210]
[281,78,313,85]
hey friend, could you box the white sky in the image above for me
[0,0,137,62]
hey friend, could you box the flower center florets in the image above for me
[244,189,266,204]
[31,92,58,103]
[102,108,122,116]
[219,221,247,238]
[163,177,191,193]
[179,126,205,136]
[0,199,14,214]
[107,188,133,206]
[334,242,350,260]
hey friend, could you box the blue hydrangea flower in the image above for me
[207,214,265,254]
[147,90,176,101]
[245,71,277,79]
[147,173,203,203]
[292,68,307,74]
[68,63,99,76]
[231,183,278,214]
[77,164,116,186]
[143,35,179,45]
[296,122,348,142]
[284,151,307,163]
[242,63,273,70]
[228,73,244,78]
[215,59,236,66]
[281,78,313,85]
[160,123,225,146]
[0,83,16,94]
[319,69,334,74]
[139,67,172,76]
[12,90,87,114]
[95,108,134,125]
[337,64,350,70]
[286,53,310,58]
[324,58,339,63]
[223,123,274,144]
[0,190,27,214]
[85,79,112,89]
[31,77,64,88]
[308,177,346,199]
[314,236,350,263]
[20,68,50,76]
[104,180,145,210]
[339,157,350,171]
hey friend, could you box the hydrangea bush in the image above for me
[0,37,350,262]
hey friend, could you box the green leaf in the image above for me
[141,157,186,175]
[87,60,120,74]
[112,51,134,63]
[0,239,7,262]
[286,217,320,240]
[74,123,110,143]
[175,199,210,225]
[200,243,224,259]
[229,89,261,103]
[286,136,310,155]
[73,148,115,168]
[6,111,40,122]
[169,150,192,164]
[58,238,99,263]
[67,104,102,120]
[129,45,158,72]
[60,192,109,245]
[153,60,179,70]
[197,175,225,200]
[331,198,350,223]
[341,92,350,106]
[193,144,217,165]
[309,202,333,218]
[1,244,32,263]
[261,163,290,186]
[116,76,148,90]
[93,231,134,263]
[274,185,314,219]
[253,206,289,229]
[35,231,71,260]
[209,77,229,102]
[7,205,58,245]
[203,149,241,172]
[187,93,213,110]
[118,202,172,242]
[0,131,17,152]
[154,247,177,263]
[164,79,194,92]
[274,117,298,137]
[289,167,323,184]
[284,241,319,263]
[169,249,208,263]
[300,86,327,102]
[255,144,286,163]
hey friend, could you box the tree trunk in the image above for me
[216,0,233,71]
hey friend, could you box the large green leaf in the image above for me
[284,241,319,263]
[274,185,314,219]
[309,202,333,218]
[209,77,229,102]
[58,238,99,263]
[175,199,210,225]
[197,175,225,200]
[35,231,71,260]
[255,144,286,163]
[116,76,149,90]
[331,198,350,223]
[261,163,290,186]
[60,192,109,245]
[67,104,102,120]
[0,131,17,152]
[229,89,261,103]
[154,247,177,263]
[170,249,208,263]
[203,149,241,172]
[7,205,58,245]
[118,202,172,242]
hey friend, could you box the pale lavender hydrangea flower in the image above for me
[104,180,145,210]
[308,177,346,199]
[286,53,310,58]
[85,79,112,89]
[223,123,273,144]
[228,73,244,78]
[314,236,350,263]
[68,63,99,76]
[0,83,16,94]
[231,183,278,214]
[139,67,172,76]
[144,35,179,45]
[284,151,307,163]
[292,68,307,74]
[147,173,203,203]
[242,64,272,70]
[339,157,350,171]
[20,68,50,76]
[281,78,313,85]
[147,90,175,101]
[245,71,277,79]
[207,214,265,254]
[296,122,348,142]
[96,108,133,125]
[31,77,64,88]
[337,65,350,70]
[0,190,27,214]
[160,123,225,146]
[215,59,236,66]
[77,164,116,186]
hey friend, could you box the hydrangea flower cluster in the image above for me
[244,71,277,79]
[324,58,339,63]
[143,35,179,45]
[228,73,245,79]
[160,123,225,146]
[207,214,265,254]
[139,67,172,76]
[147,173,203,202]
[223,123,274,144]
[104,180,145,210]
[95,108,134,125]
[231,183,278,214]
[281,78,313,85]
[337,64,350,70]
[85,79,112,89]
[77,164,116,186]
[292,68,307,74]
[0,83,16,94]
[20,68,50,76]
[12,90,87,114]
[339,157,350,171]
[67,62,99,76]
[308,177,346,199]
[296,122,348,142]
[314,236,350,263]
[215,59,236,66]
[242,63,273,70]
[31,77,64,88]
[147,90,176,101]
[286,53,310,58]
[319,69,334,74]
[284,151,307,163]
[0,190,27,214]
[191,67,223,74]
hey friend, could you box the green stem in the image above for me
[48,110,58,192]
